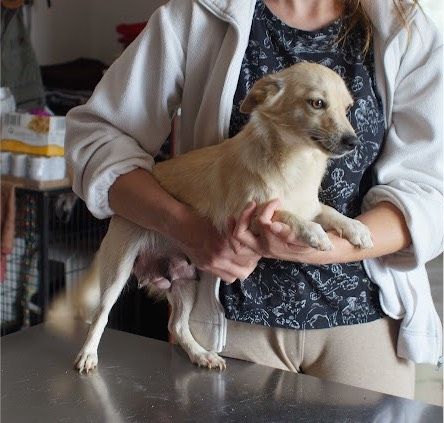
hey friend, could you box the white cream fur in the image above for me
[49,62,373,373]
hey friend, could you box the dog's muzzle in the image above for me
[341,134,359,150]
[324,133,359,157]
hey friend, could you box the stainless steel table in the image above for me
[1,324,442,422]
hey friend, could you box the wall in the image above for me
[29,0,90,65]
[88,0,166,65]
[31,0,442,67]
[30,0,166,66]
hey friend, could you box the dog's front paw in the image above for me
[191,351,226,371]
[341,220,373,249]
[74,349,98,374]
[299,222,333,251]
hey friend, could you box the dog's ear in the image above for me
[240,75,283,114]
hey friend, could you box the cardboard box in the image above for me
[1,112,65,156]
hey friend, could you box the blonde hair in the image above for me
[340,0,420,55]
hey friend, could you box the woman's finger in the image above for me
[269,221,314,249]
[232,202,262,251]
[227,216,243,253]
[257,198,281,224]
[236,201,257,232]
[228,214,245,254]
[270,221,300,244]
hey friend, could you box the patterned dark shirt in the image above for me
[219,1,386,330]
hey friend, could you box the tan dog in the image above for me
[49,62,373,373]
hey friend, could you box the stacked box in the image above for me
[1,112,65,157]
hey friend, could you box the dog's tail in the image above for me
[46,252,101,335]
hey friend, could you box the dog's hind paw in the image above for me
[74,350,98,374]
[192,351,226,371]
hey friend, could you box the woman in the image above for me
[65,0,443,399]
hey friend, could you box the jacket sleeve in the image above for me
[65,2,187,219]
[362,14,443,270]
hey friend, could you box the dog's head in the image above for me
[240,62,357,158]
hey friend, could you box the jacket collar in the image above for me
[197,0,255,26]
[361,0,416,42]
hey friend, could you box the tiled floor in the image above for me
[415,254,443,406]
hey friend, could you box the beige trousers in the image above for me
[221,317,415,399]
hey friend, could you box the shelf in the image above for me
[1,175,71,191]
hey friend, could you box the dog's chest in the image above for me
[267,178,320,220]
[265,152,327,219]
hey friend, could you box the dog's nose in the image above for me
[341,134,359,149]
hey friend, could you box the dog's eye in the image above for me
[310,99,325,110]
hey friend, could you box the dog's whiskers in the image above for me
[305,128,332,143]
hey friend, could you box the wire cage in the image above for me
[0,186,109,335]
[1,135,174,339]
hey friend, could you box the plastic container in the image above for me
[10,153,28,178]
[0,87,16,120]
[0,151,11,175]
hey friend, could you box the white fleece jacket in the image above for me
[65,0,443,365]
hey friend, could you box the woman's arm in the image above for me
[332,201,411,262]
[65,3,188,219]
[109,168,189,237]
[231,200,412,265]
[360,13,443,269]
[65,3,260,283]
[109,168,260,282]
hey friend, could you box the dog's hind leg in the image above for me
[167,281,226,370]
[74,218,143,373]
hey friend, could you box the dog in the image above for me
[48,62,373,373]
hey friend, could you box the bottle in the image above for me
[0,87,16,123]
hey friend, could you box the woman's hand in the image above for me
[171,206,261,283]
[231,200,337,265]
[232,200,408,266]
[110,169,260,283]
